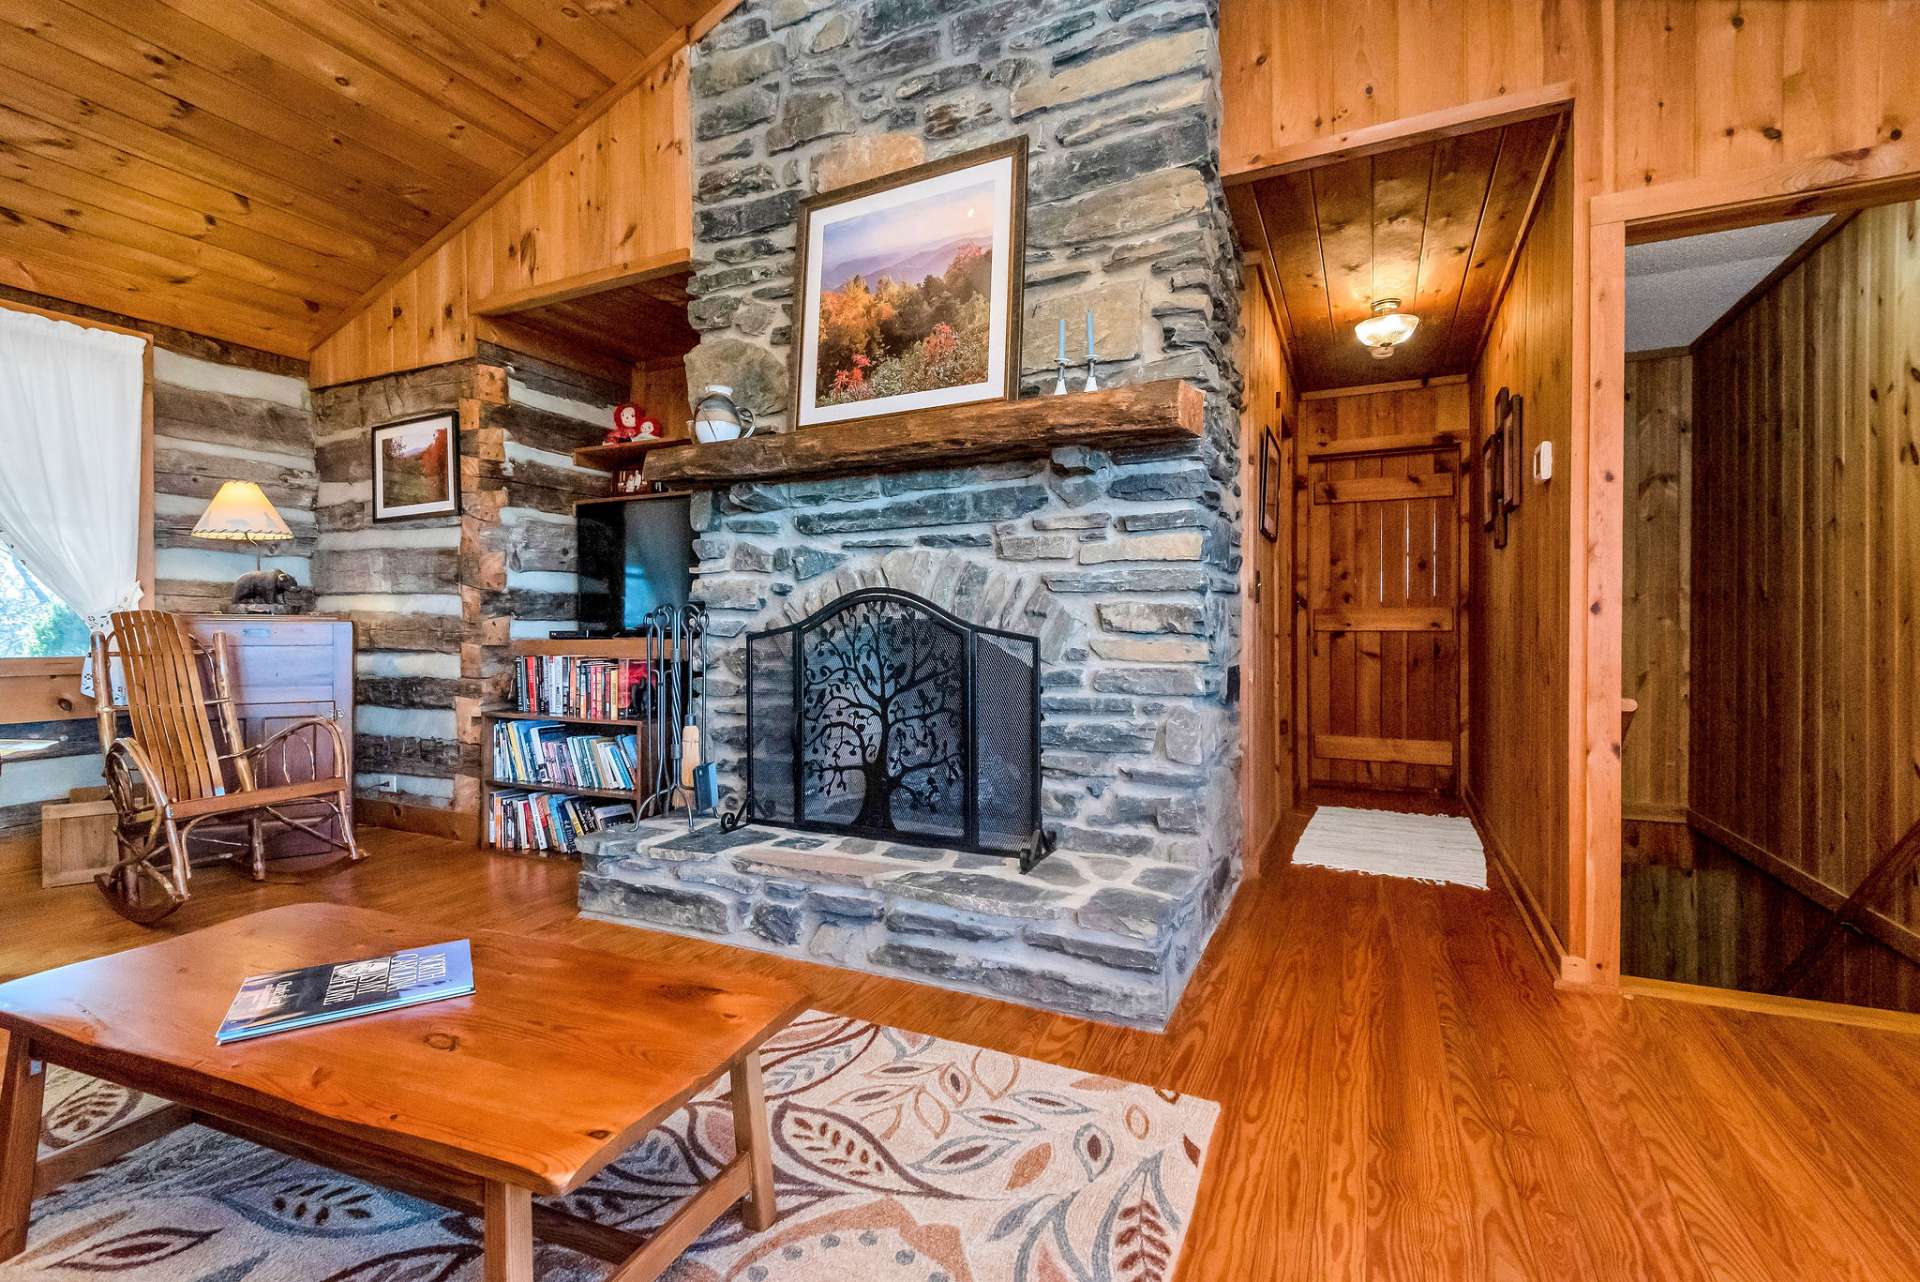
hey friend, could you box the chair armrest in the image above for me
[105,736,171,813]
[242,716,349,787]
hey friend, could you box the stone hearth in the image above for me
[578,819,1211,1029]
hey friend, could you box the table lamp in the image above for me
[192,480,296,613]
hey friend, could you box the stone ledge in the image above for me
[577,819,1217,1029]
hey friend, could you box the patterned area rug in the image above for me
[10,1012,1218,1281]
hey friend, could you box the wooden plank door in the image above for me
[1303,445,1461,794]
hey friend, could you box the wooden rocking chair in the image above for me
[90,610,363,923]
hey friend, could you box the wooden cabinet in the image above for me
[186,616,354,851]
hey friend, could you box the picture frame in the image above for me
[1259,427,1282,542]
[1480,424,1505,538]
[371,412,460,522]
[1503,393,1525,513]
[790,136,1027,430]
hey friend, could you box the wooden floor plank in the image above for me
[4,829,1920,1281]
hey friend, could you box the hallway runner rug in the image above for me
[1293,805,1488,888]
[10,1011,1218,1282]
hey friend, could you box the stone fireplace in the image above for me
[577,0,1246,1029]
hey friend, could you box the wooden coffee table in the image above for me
[0,903,807,1281]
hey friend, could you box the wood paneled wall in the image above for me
[1295,381,1469,798]
[1689,198,1920,933]
[1621,352,1691,820]
[1238,270,1296,864]
[1221,0,1918,195]
[1621,818,1920,1013]
[1467,145,1574,946]
[309,53,690,388]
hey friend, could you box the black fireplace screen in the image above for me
[744,588,1044,863]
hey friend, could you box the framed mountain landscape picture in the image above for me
[791,137,1026,428]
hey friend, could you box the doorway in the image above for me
[1617,194,1920,1017]
[1234,107,1568,824]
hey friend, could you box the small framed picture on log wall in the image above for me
[371,412,460,522]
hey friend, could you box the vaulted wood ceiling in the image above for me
[1234,115,1564,392]
[0,0,715,357]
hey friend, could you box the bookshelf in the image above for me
[479,636,661,856]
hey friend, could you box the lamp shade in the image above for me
[192,480,291,544]
[1354,298,1420,358]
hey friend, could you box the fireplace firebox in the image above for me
[737,588,1052,870]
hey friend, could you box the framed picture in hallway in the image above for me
[1259,427,1282,541]
[790,137,1027,429]
[371,413,460,522]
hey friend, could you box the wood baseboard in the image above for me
[1463,787,1572,983]
[1621,975,1920,1038]
[356,797,479,846]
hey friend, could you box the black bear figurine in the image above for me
[230,568,296,613]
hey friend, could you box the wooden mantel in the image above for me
[639,379,1206,487]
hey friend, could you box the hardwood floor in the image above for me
[6,828,1920,1280]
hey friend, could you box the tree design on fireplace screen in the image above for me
[742,588,1051,869]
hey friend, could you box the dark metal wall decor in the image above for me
[1483,387,1512,549]
[741,587,1051,870]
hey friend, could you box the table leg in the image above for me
[482,1181,534,1282]
[729,1050,777,1232]
[1,1030,48,1260]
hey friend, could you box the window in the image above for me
[0,546,89,658]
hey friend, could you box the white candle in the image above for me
[1057,317,1065,362]
[1086,310,1096,361]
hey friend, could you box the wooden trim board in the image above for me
[1620,977,1920,1040]
[470,252,689,317]
[1305,428,1467,459]
[1224,82,1575,187]
[1312,606,1453,633]
[1313,735,1453,767]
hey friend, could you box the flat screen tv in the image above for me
[576,494,694,634]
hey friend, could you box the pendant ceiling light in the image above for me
[1355,298,1419,359]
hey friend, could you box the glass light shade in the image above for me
[1354,300,1419,354]
[192,480,291,544]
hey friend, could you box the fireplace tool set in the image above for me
[635,602,717,828]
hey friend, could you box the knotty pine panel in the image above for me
[1688,198,1920,933]
[1467,144,1574,946]
[1621,352,1691,820]
[310,53,690,388]
[1221,0,1917,195]
[1238,269,1296,868]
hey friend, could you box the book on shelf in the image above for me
[490,719,640,793]
[215,940,473,1044]
[512,653,651,720]
[488,788,635,853]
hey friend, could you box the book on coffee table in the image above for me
[216,939,473,1044]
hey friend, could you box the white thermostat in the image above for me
[1533,440,1553,482]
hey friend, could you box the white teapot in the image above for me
[690,385,756,443]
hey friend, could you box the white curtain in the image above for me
[0,308,146,628]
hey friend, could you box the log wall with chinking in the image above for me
[310,346,617,824]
